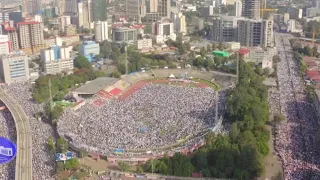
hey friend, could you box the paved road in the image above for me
[0,88,32,180]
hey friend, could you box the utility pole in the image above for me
[236,52,239,84]
[48,78,53,121]
[215,91,219,127]
[125,45,128,75]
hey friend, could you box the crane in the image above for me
[260,8,278,19]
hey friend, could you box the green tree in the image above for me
[47,136,55,152]
[65,158,79,170]
[74,55,92,69]
[111,71,121,78]
[56,137,68,153]
[136,165,144,173]
[118,161,131,172]
[56,161,65,172]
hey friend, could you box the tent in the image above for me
[169,74,175,78]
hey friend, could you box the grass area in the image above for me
[193,78,219,90]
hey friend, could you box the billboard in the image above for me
[0,137,17,164]
[56,151,74,161]
[114,149,125,155]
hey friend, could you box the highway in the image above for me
[0,88,32,180]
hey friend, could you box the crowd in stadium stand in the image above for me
[58,83,219,155]
[273,33,320,179]
[1,83,55,180]
[0,110,15,180]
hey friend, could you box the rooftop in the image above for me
[73,77,119,95]
[17,21,40,25]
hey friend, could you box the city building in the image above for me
[0,51,30,83]
[144,0,171,21]
[0,35,11,55]
[159,0,171,18]
[60,16,71,28]
[44,35,80,47]
[283,13,290,24]
[237,19,274,48]
[152,19,176,44]
[234,0,242,17]
[172,12,186,34]
[126,0,146,22]
[287,7,302,19]
[199,6,214,17]
[225,41,241,50]
[17,21,45,54]
[8,12,23,25]
[306,8,320,18]
[211,16,245,42]
[94,21,108,42]
[79,41,100,62]
[287,19,303,33]
[243,47,276,68]
[136,38,153,49]
[1,23,19,51]
[41,45,74,74]
[34,15,42,22]
[242,0,260,19]
[32,0,42,15]
[65,0,79,15]
[112,27,137,44]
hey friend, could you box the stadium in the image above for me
[57,69,236,163]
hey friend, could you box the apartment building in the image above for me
[126,0,146,22]
[242,0,260,19]
[1,23,20,51]
[112,27,137,45]
[152,19,176,44]
[0,35,11,55]
[234,0,242,17]
[17,21,44,53]
[80,41,100,62]
[171,12,186,34]
[0,51,30,83]
[237,19,274,48]
[41,45,74,74]
[94,21,108,42]
[212,16,245,42]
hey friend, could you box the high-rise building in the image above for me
[152,19,176,44]
[0,35,11,55]
[41,45,74,75]
[172,12,186,34]
[1,23,19,51]
[112,27,137,44]
[80,41,100,61]
[212,16,245,42]
[0,51,30,83]
[242,0,260,19]
[94,21,108,42]
[237,19,274,47]
[93,0,107,21]
[17,21,44,52]
[126,0,146,22]
[32,0,42,15]
[234,0,242,17]
[8,12,23,25]
[65,0,79,15]
[146,0,158,13]
[159,0,170,18]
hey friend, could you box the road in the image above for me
[0,88,33,180]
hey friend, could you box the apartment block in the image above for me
[152,20,176,44]
[211,16,245,42]
[242,0,260,19]
[237,19,274,48]
[0,52,30,83]
[17,21,44,53]
[1,23,19,51]
[41,46,74,74]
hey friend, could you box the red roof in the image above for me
[17,21,40,25]
[109,88,122,96]
[5,27,15,31]
[306,70,320,78]
[238,48,250,55]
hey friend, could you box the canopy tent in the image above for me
[169,74,175,78]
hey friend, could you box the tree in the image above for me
[273,113,285,124]
[118,161,131,172]
[111,71,121,78]
[74,56,92,69]
[136,165,144,173]
[51,105,64,120]
[56,161,65,172]
[65,158,79,170]
[47,136,55,152]
[56,137,68,153]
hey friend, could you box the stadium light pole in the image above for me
[236,51,239,84]
[48,77,53,121]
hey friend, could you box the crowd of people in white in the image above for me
[0,83,55,180]
[58,84,217,154]
[273,33,320,179]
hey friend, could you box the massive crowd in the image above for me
[1,83,55,180]
[58,83,219,154]
[273,33,320,179]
